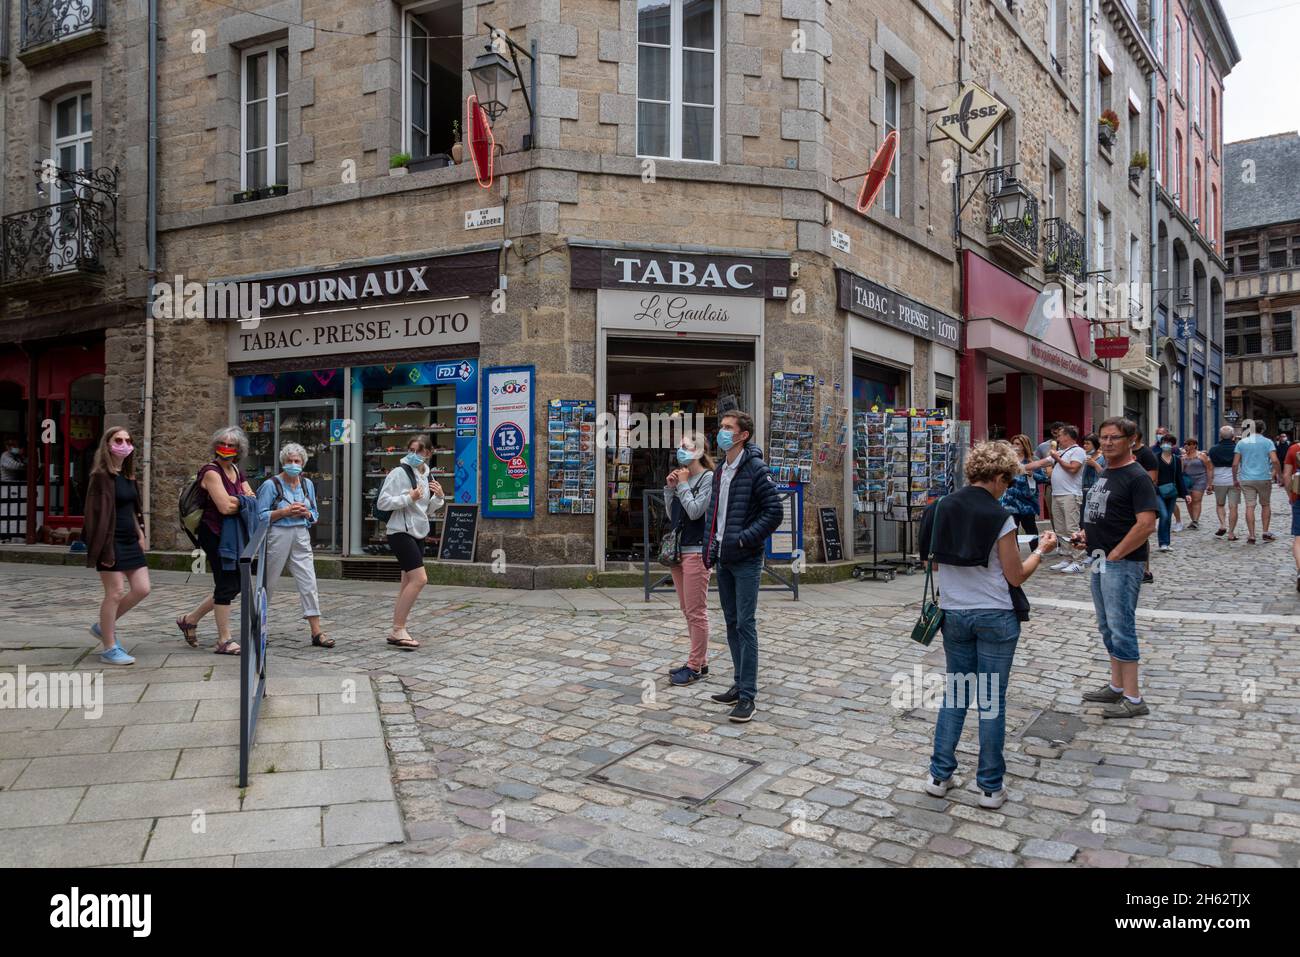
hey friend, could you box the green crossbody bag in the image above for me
[910,502,944,646]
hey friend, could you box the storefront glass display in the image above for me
[236,368,344,551]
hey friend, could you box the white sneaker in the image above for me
[1050,560,1069,571]
[924,774,960,798]
[979,787,1008,810]
[1173,521,1184,532]
[1060,562,1084,574]
[1158,544,1172,552]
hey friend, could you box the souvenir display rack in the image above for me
[546,399,597,514]
[767,372,816,484]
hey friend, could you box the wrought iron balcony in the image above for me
[1043,217,1087,285]
[19,0,106,65]
[986,191,1039,269]
[1,170,119,292]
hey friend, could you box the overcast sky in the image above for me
[1222,0,1300,143]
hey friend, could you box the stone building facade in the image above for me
[1223,133,1300,435]
[0,0,151,543]
[147,0,968,577]
[1147,0,1237,447]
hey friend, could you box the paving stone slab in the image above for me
[145,807,323,861]
[13,750,180,790]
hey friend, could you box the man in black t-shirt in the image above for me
[1074,417,1159,720]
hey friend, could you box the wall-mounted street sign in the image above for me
[1174,316,1197,340]
[933,82,1009,154]
[465,206,504,229]
[830,229,851,253]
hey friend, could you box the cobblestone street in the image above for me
[2,488,1297,868]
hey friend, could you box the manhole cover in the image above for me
[1020,709,1088,743]
[587,739,761,805]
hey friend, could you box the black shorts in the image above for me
[387,532,426,572]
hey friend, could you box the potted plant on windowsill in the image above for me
[264,183,288,198]
[450,120,464,164]
[232,187,260,204]
[1128,151,1148,183]
[1098,110,1120,150]
[389,153,411,177]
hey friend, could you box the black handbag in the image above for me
[910,502,944,646]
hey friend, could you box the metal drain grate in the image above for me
[587,738,761,806]
[341,560,403,582]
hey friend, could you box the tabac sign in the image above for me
[934,82,1008,153]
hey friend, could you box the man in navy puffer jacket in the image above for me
[702,410,783,723]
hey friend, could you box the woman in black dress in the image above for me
[83,426,151,666]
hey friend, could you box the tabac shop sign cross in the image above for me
[934,82,1009,154]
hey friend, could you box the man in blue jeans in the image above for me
[1075,416,1159,718]
[702,410,782,723]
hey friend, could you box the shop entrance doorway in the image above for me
[603,337,754,564]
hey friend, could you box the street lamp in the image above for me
[469,24,538,149]
[952,163,1026,240]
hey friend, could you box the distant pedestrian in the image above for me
[1208,425,1240,539]
[1001,434,1051,545]
[0,436,25,482]
[377,435,444,650]
[1276,432,1291,467]
[1132,428,1160,583]
[1234,420,1280,545]
[1034,422,1064,517]
[257,443,332,648]
[920,441,1058,810]
[1283,440,1300,593]
[82,426,150,666]
[176,427,259,655]
[1154,434,1189,552]
[702,410,782,724]
[1180,438,1211,529]
[664,431,715,686]
[1046,424,1087,573]
[1153,426,1182,529]
[1080,433,1105,531]
[1077,417,1159,719]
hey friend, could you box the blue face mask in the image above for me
[676,447,699,466]
[282,463,303,476]
[402,452,425,468]
[716,429,736,452]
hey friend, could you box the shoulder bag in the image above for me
[910,500,944,646]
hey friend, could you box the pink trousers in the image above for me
[670,552,711,670]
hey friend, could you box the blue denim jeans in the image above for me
[715,553,762,701]
[928,608,1020,794]
[1089,556,1144,662]
[1156,492,1176,546]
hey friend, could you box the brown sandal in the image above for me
[176,615,199,648]
[214,640,241,656]
[311,632,335,648]
[387,634,419,650]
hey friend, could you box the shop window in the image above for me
[935,373,954,416]
[852,358,908,556]
[403,1,462,159]
[241,42,288,191]
[637,0,719,162]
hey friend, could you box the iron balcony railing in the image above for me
[20,0,104,51]
[987,192,1039,257]
[1043,217,1087,284]
[1,195,118,286]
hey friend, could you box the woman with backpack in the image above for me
[176,426,256,655]
[82,425,151,666]
[664,430,715,686]
[256,442,331,647]
[376,435,443,650]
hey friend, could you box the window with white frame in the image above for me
[1152,0,1164,63]
[1193,55,1201,127]
[883,71,901,216]
[1129,233,1141,310]
[50,90,94,267]
[1194,160,1202,224]
[1173,20,1182,96]
[241,42,288,190]
[1047,0,1060,64]
[1155,102,1165,184]
[1046,155,1064,221]
[1096,205,1111,273]
[1174,129,1183,201]
[403,1,462,159]
[637,0,719,162]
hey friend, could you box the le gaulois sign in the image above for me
[836,270,961,349]
[933,82,1008,154]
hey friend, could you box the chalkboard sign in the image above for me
[818,507,843,562]
[438,505,479,562]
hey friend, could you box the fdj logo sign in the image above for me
[492,379,527,395]
[436,361,474,382]
[491,422,527,478]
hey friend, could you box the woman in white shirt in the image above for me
[920,442,1058,810]
[377,435,444,649]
